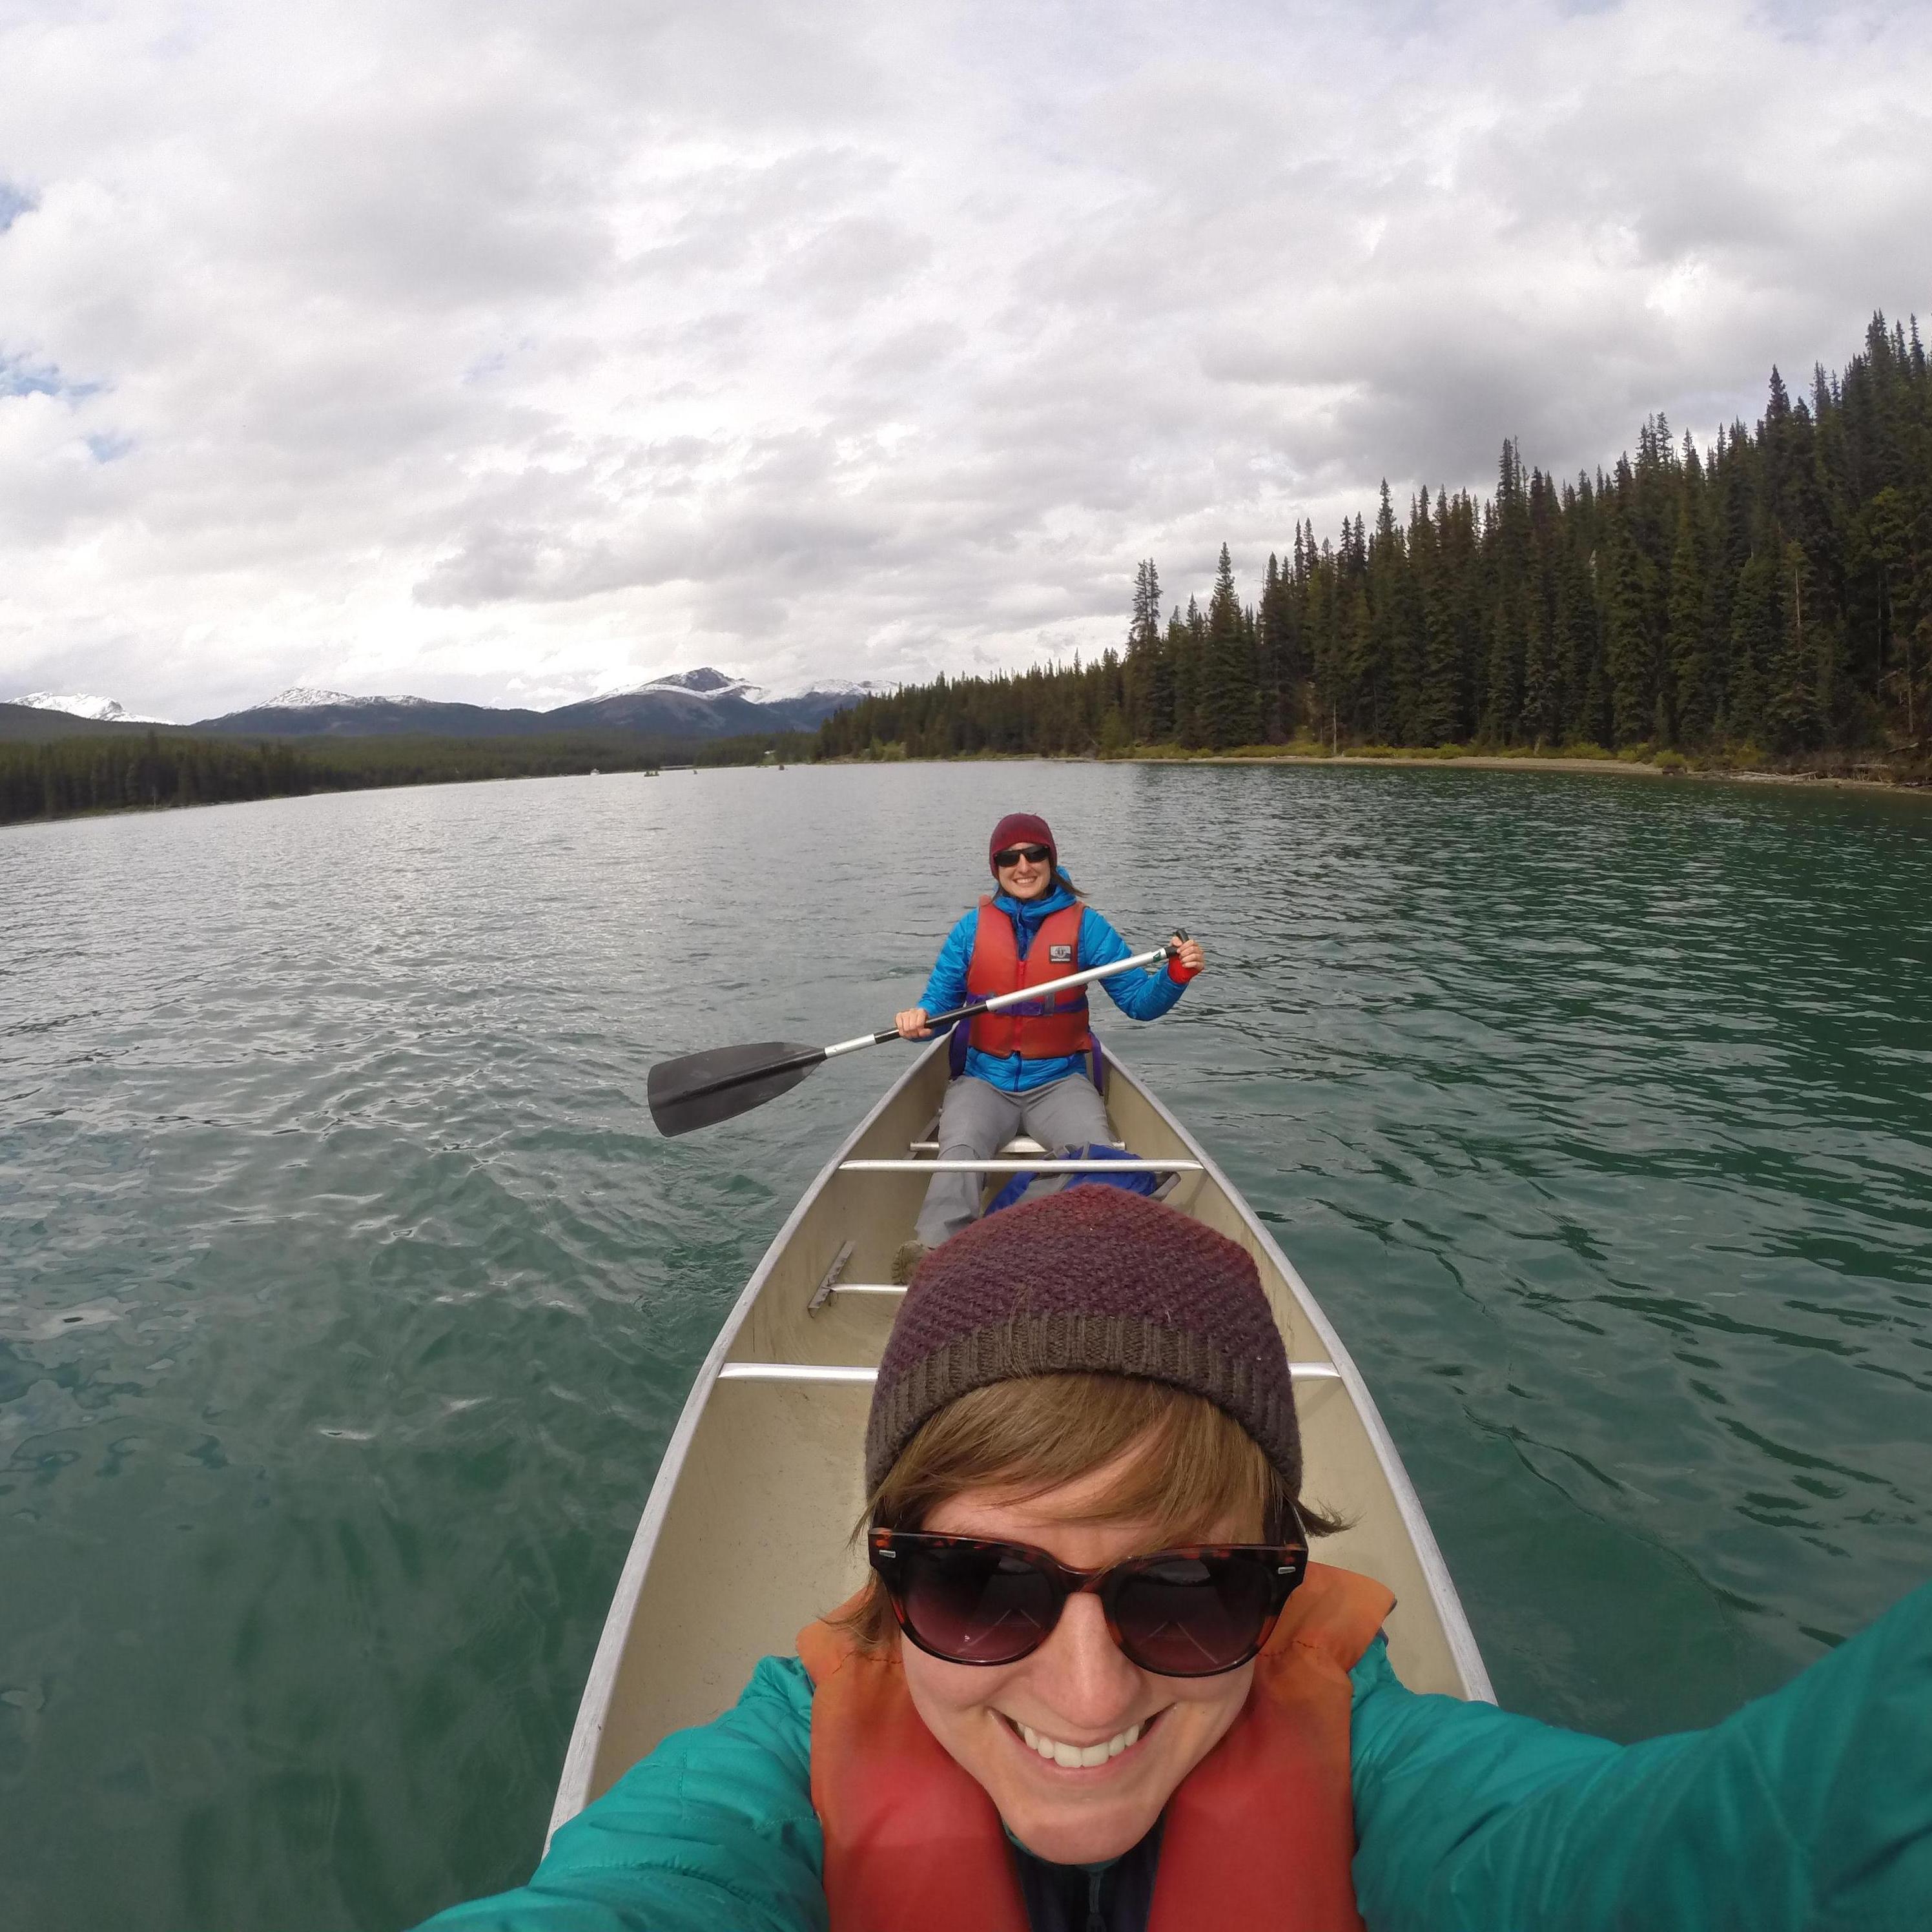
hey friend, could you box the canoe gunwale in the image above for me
[544,1039,947,1844]
[1113,1061,1495,1704]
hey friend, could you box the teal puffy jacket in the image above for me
[416,1578,1932,1932]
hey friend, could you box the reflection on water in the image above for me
[3,765,1929,1929]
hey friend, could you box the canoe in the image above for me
[550,1041,1494,1838]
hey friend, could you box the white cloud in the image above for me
[0,0,1928,720]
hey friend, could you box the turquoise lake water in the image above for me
[3,761,1929,1928]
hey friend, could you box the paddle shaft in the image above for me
[827,942,1181,1056]
[666,944,1182,1111]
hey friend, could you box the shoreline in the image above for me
[8,745,1927,833]
[1128,752,1928,797]
[832,745,1929,798]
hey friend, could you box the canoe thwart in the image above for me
[718,1363,880,1384]
[719,1361,1344,1384]
[839,1158,1203,1174]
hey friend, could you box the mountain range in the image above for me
[1,668,890,743]
[10,692,176,725]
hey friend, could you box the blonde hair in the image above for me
[845,1372,1337,1650]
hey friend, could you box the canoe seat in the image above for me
[906,1136,1128,1156]
[843,1156,1198,1173]
[909,1109,1128,1161]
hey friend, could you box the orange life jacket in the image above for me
[796,1562,1393,1932]
[965,898,1092,1060]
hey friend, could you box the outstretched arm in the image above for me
[411,1657,825,1932]
[1350,1577,1932,1932]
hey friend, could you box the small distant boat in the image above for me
[549,1044,1494,1838]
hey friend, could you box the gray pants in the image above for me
[912,1073,1114,1249]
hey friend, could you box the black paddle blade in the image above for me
[647,1042,827,1137]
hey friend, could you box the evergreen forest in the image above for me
[816,314,1931,771]
[0,728,810,828]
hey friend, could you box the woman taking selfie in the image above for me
[422,1188,1931,1931]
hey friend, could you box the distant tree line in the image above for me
[0,728,814,827]
[817,314,1930,765]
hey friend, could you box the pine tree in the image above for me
[1851,484,1915,742]
[1520,576,1557,748]
[1353,482,1406,744]
[1304,537,1340,745]
[1762,540,1822,750]
[1667,453,1715,745]
[1123,559,1168,742]
[1386,496,1428,744]
[1415,490,1470,743]
[1483,443,1530,741]
[1601,470,1662,745]
[1172,601,1204,747]
[1199,546,1260,748]
[1726,550,1780,745]
[1257,553,1293,741]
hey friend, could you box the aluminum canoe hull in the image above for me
[550,1043,1492,1840]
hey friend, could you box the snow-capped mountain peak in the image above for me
[781,677,894,702]
[12,691,175,724]
[262,687,427,710]
[590,666,894,707]
[651,666,753,697]
[595,666,770,704]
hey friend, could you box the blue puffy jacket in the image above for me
[416,1577,1932,1931]
[920,885,1187,1094]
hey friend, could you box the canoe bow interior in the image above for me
[550,1040,1492,1841]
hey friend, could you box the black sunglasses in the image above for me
[993,845,1053,867]
[868,1525,1308,1678]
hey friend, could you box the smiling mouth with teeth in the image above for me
[1005,1709,1164,1769]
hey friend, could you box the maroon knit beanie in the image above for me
[988,812,1057,876]
[865,1187,1300,1497]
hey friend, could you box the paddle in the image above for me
[647,939,1187,1137]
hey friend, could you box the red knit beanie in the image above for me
[865,1188,1300,1495]
[988,812,1057,876]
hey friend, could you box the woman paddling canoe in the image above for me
[889,810,1207,1282]
[419,1188,1930,1932]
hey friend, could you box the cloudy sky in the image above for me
[2,0,1929,721]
